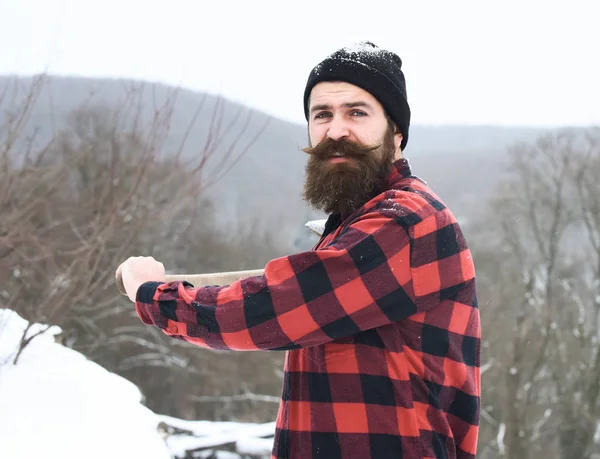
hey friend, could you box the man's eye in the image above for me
[315,112,331,119]
[351,110,366,117]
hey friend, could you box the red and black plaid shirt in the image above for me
[136,158,481,459]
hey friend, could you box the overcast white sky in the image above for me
[1,0,598,127]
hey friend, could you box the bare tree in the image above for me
[472,127,600,459]
[550,128,600,459]
[0,75,267,364]
[1,74,293,423]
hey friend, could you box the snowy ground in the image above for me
[0,309,274,459]
[158,415,275,458]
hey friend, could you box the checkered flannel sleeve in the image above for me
[135,208,475,351]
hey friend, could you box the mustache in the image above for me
[302,137,381,159]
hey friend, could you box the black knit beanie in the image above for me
[303,41,411,150]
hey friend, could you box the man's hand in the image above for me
[115,256,166,302]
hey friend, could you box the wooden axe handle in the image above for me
[116,268,265,296]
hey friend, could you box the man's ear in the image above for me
[394,130,403,158]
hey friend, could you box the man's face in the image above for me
[302,81,403,215]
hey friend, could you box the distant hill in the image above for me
[0,74,555,250]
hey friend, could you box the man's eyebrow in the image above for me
[310,101,373,113]
[343,101,372,109]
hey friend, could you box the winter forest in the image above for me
[1,70,599,459]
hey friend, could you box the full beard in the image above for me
[302,128,396,215]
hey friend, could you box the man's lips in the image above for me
[327,155,356,163]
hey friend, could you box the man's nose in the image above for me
[326,117,350,141]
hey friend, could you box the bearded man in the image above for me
[117,42,481,459]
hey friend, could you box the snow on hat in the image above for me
[303,41,411,150]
